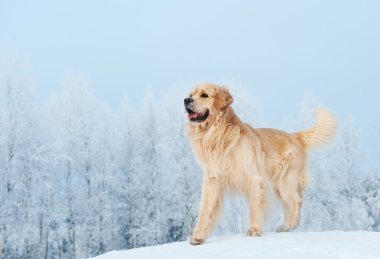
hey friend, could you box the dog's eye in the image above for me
[200,93,208,98]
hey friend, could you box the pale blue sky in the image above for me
[1,0,379,160]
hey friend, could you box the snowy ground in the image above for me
[91,231,380,259]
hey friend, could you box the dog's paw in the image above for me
[190,233,205,245]
[247,227,262,237]
[276,224,295,233]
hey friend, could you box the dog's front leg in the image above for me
[246,180,265,237]
[191,176,222,245]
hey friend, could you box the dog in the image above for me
[184,83,337,245]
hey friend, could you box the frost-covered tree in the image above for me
[362,169,380,230]
[51,74,108,258]
[0,57,40,259]
[331,119,373,230]
[112,98,142,249]
[134,92,166,246]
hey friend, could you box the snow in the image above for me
[91,231,380,259]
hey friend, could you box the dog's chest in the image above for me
[191,129,240,176]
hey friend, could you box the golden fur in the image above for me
[185,83,337,245]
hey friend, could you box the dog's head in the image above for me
[184,83,233,125]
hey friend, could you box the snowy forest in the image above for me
[0,60,379,259]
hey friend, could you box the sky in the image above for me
[1,0,379,161]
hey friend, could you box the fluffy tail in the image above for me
[295,108,338,149]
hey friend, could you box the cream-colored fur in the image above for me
[185,83,337,245]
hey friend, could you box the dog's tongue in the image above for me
[188,113,200,119]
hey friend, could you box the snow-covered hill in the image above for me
[91,231,380,259]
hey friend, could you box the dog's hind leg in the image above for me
[275,169,304,232]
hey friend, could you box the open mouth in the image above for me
[186,108,209,122]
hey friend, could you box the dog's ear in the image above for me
[214,87,233,110]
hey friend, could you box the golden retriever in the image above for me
[184,83,337,245]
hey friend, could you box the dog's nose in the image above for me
[184,97,193,105]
